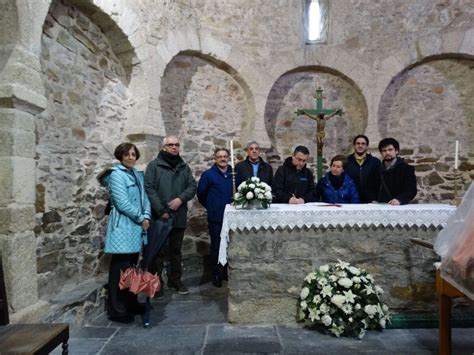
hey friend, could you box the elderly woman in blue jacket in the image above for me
[99,142,151,323]
[315,155,360,204]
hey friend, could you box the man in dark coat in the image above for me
[273,145,316,204]
[144,135,197,295]
[345,134,381,203]
[197,148,237,288]
[377,137,417,205]
[235,141,273,187]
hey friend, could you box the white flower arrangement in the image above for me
[299,260,390,339]
[233,177,272,209]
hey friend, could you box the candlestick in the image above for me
[230,140,235,169]
[454,140,459,169]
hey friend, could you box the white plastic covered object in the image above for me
[434,182,474,300]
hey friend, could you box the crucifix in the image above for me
[295,87,343,180]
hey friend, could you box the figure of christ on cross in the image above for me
[295,87,343,179]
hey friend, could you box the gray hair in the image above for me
[162,135,180,147]
[246,141,260,149]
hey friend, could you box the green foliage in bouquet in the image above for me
[233,177,272,209]
[299,260,390,339]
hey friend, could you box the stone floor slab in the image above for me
[149,299,227,326]
[203,324,282,354]
[71,326,117,338]
[100,324,206,354]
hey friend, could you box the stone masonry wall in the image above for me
[228,226,445,324]
[36,1,135,298]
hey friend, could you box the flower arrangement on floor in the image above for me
[233,177,272,209]
[299,260,390,339]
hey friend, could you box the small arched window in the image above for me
[305,0,328,44]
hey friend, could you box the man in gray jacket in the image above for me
[145,135,197,295]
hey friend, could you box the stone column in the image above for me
[0,48,49,322]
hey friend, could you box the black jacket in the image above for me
[235,157,273,187]
[377,157,417,205]
[345,153,381,203]
[273,157,316,203]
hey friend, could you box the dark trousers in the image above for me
[209,220,227,278]
[151,227,185,284]
[107,253,139,317]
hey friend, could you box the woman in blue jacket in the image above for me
[315,155,360,204]
[98,143,151,323]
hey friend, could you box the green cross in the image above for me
[295,87,343,180]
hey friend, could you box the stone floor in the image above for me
[52,281,474,355]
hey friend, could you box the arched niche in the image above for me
[264,66,368,166]
[378,54,474,202]
[36,0,139,297]
[159,50,256,174]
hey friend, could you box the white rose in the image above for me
[355,303,361,310]
[319,264,329,273]
[348,266,361,275]
[364,305,377,317]
[264,191,272,199]
[248,183,256,189]
[238,183,245,191]
[258,193,264,199]
[379,318,387,328]
[246,191,254,200]
[382,304,389,312]
[300,300,307,310]
[321,315,332,326]
[375,285,384,294]
[352,276,361,283]
[319,303,329,313]
[251,177,259,183]
[338,278,353,288]
[300,287,310,300]
[234,192,241,199]
[330,294,346,308]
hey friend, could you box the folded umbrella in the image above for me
[141,218,173,328]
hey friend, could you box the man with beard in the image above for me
[145,135,197,296]
[273,145,316,204]
[377,137,417,205]
[197,148,238,288]
[235,141,273,187]
[345,135,381,203]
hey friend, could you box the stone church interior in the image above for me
[1,0,473,353]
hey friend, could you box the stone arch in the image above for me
[377,53,474,202]
[264,66,368,166]
[35,0,142,298]
[0,0,18,73]
[159,50,256,168]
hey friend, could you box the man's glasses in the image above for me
[165,143,180,147]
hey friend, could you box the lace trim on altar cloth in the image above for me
[218,203,456,266]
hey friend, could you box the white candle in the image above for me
[230,140,235,168]
[454,140,459,169]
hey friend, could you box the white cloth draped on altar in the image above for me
[218,203,456,265]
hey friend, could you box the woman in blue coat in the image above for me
[315,155,360,204]
[98,143,151,323]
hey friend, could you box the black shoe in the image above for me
[109,314,135,324]
[212,276,222,288]
[168,281,189,295]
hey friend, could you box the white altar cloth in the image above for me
[218,203,456,265]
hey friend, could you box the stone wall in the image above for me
[35,0,136,298]
[227,226,445,324]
